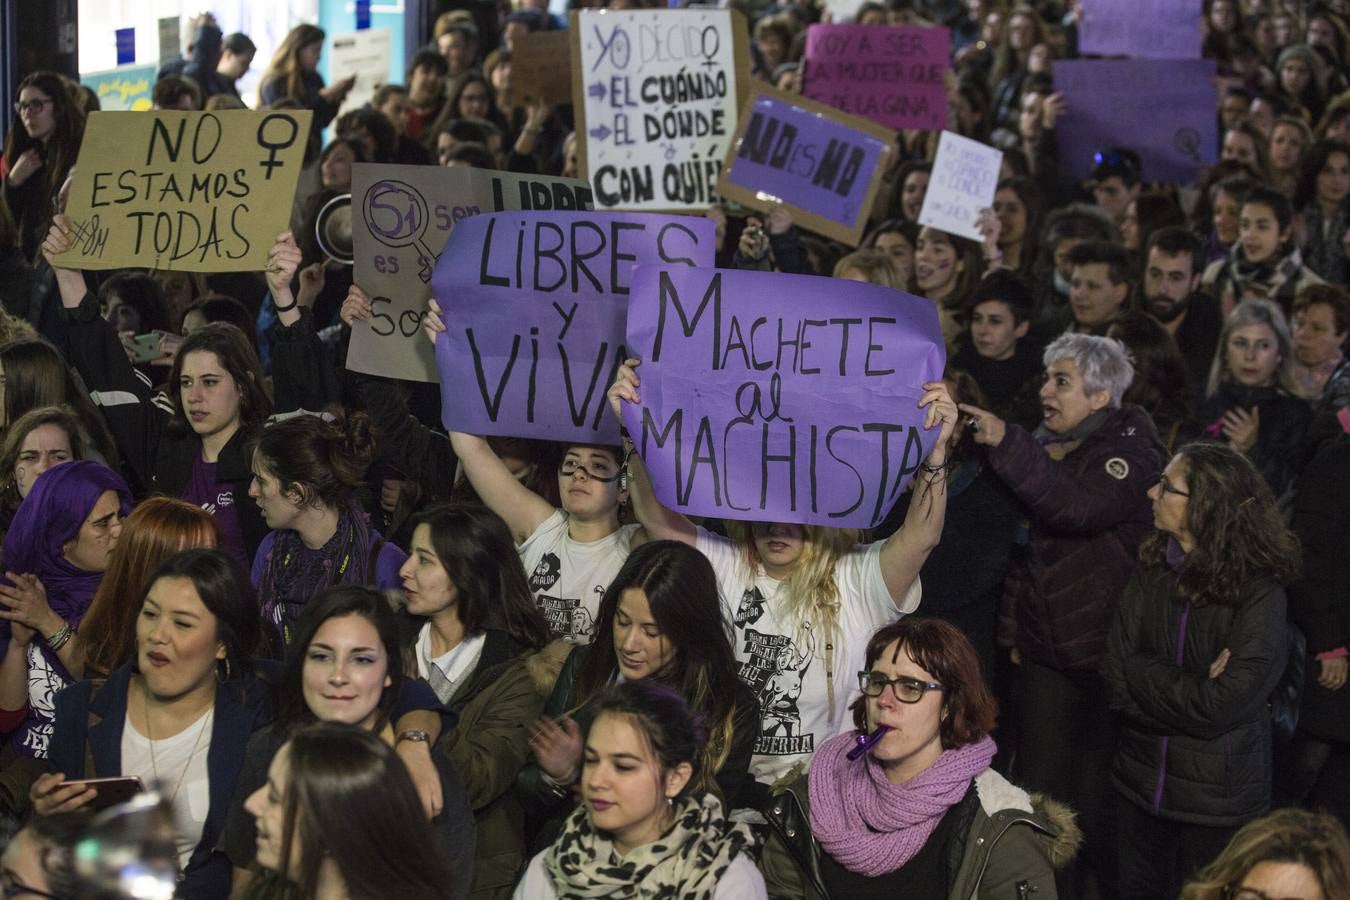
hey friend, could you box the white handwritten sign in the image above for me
[572,8,750,212]
[917,130,1001,242]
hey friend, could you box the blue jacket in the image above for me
[50,664,275,900]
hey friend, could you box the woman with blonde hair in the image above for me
[833,249,904,290]
[609,367,957,800]
[1180,808,1350,900]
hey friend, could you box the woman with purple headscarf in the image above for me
[0,460,131,759]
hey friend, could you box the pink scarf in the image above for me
[808,731,997,877]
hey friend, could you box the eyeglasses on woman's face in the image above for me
[13,98,51,116]
[858,670,945,703]
[1158,475,1190,498]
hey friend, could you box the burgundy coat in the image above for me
[989,405,1165,673]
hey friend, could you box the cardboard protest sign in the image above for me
[80,65,157,112]
[56,110,312,272]
[918,131,1002,242]
[802,24,948,132]
[622,265,946,528]
[718,85,896,246]
[348,164,594,383]
[508,31,574,108]
[571,8,751,211]
[1079,0,1201,59]
[1054,59,1216,183]
[434,211,717,444]
[330,28,393,116]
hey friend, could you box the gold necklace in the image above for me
[141,682,212,806]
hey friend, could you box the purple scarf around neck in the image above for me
[808,730,997,877]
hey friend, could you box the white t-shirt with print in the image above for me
[696,528,920,787]
[518,510,640,645]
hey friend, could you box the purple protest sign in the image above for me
[1079,0,1202,59]
[433,211,716,444]
[720,87,895,246]
[1054,59,1216,183]
[621,265,946,528]
[803,24,948,132]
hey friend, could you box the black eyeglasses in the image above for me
[558,460,623,483]
[13,98,51,116]
[1159,475,1190,498]
[858,671,945,703]
[1222,885,1309,900]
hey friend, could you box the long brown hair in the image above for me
[1140,442,1300,607]
[4,71,85,198]
[254,723,457,900]
[79,497,220,677]
[165,323,271,441]
[259,24,326,107]
[573,541,741,800]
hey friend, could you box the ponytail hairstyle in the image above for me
[574,541,740,800]
[251,411,378,512]
[592,680,709,802]
[165,323,270,440]
[409,503,550,650]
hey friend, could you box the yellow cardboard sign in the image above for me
[56,109,313,272]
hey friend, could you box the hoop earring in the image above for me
[216,657,231,683]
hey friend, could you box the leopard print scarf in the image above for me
[544,793,756,899]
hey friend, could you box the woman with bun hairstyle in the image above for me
[248,413,406,654]
[515,679,766,899]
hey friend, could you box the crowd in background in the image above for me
[2,0,1350,898]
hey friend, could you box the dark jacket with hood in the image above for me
[988,405,1165,673]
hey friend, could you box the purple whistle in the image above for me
[846,725,891,761]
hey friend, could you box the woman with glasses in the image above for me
[1104,442,1300,899]
[1180,808,1350,900]
[760,617,1075,898]
[2,72,83,263]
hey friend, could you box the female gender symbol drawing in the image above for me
[363,180,439,283]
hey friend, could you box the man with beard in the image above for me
[1143,227,1221,407]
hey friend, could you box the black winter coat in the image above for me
[1288,437,1350,744]
[1104,565,1287,826]
[1187,383,1311,499]
[62,291,268,557]
[989,405,1165,672]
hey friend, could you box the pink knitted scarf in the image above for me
[808,731,997,877]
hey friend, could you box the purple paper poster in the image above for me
[1054,59,1216,183]
[621,265,946,528]
[434,210,716,444]
[723,94,890,231]
[1079,0,1202,60]
[803,24,948,132]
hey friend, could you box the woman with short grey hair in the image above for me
[957,332,1166,896]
